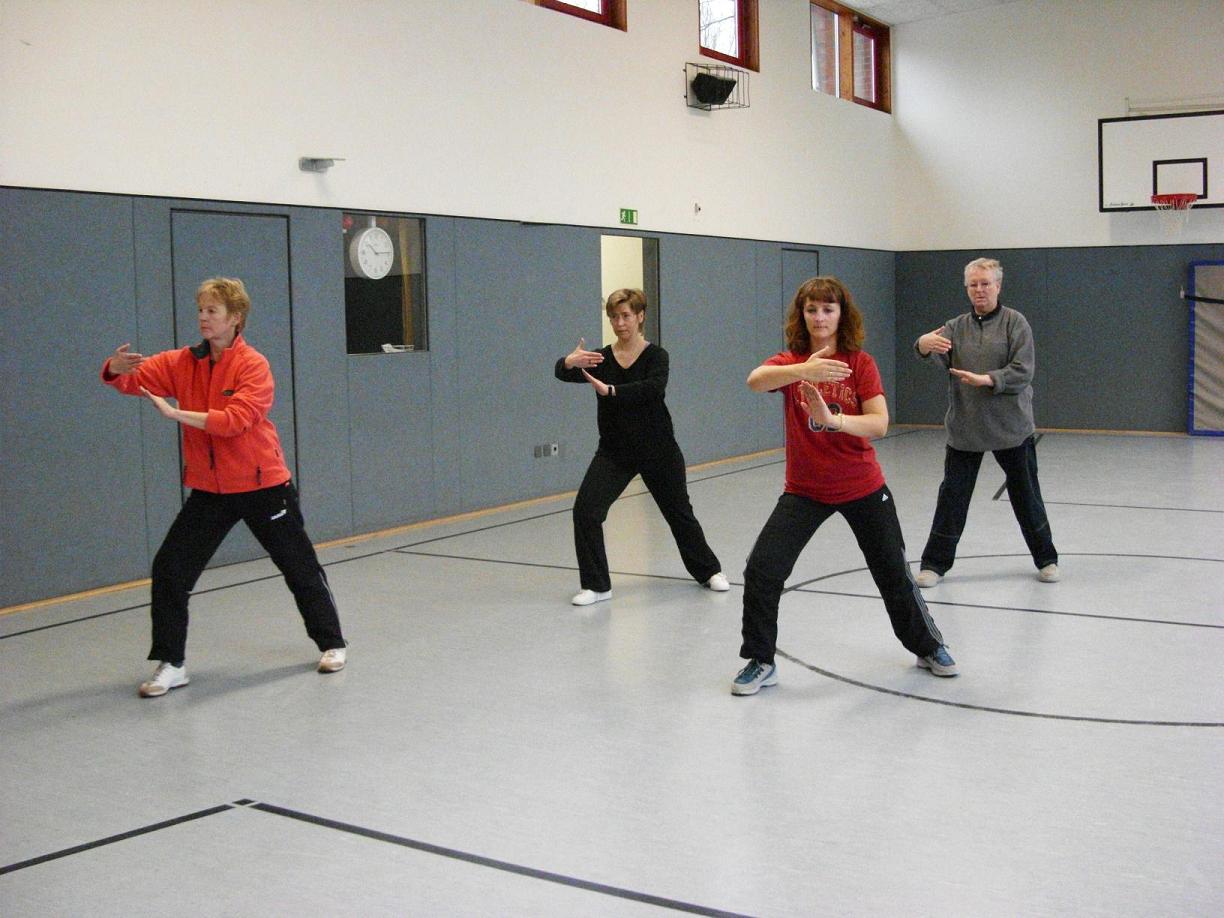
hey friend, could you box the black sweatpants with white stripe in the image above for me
[148,482,345,664]
[739,486,943,665]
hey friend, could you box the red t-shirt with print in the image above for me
[764,349,886,504]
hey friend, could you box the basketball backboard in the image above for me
[1098,110,1223,212]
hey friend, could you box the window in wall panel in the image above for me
[535,0,626,30]
[852,23,879,106]
[699,0,759,71]
[343,213,428,355]
[810,3,839,97]
[810,0,890,113]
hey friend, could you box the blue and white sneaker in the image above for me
[916,645,958,677]
[732,659,778,695]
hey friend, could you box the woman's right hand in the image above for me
[109,343,144,375]
[564,337,605,370]
[796,346,851,383]
[918,327,952,355]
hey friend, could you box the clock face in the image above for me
[350,226,395,280]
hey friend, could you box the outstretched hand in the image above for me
[140,386,179,421]
[109,343,144,375]
[797,346,851,383]
[798,380,836,428]
[919,326,952,355]
[581,368,611,396]
[949,368,993,387]
[564,337,605,370]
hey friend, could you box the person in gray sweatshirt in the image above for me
[913,257,1059,587]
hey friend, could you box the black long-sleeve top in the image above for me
[554,343,678,463]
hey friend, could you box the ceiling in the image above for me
[849,0,1025,26]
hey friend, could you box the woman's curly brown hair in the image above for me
[784,276,865,354]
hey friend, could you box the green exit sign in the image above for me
[618,208,638,225]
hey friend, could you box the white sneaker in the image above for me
[318,647,347,673]
[1037,563,1060,583]
[916,570,942,588]
[732,659,778,695]
[705,572,731,592]
[139,662,189,698]
[571,589,611,606]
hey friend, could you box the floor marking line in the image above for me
[0,805,234,876]
[775,650,1224,728]
[250,802,753,917]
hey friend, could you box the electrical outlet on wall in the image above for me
[549,443,559,456]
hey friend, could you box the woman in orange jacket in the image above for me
[102,277,347,697]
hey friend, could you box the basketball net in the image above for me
[1151,193,1197,235]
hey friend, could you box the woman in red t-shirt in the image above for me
[732,277,957,695]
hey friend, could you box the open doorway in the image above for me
[600,235,660,344]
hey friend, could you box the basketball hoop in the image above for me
[1151,193,1197,235]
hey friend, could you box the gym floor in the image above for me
[2,428,1221,917]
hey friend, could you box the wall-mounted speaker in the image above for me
[691,72,737,106]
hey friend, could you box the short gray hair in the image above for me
[964,257,1002,284]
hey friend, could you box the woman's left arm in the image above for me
[599,347,668,402]
[202,359,275,436]
[951,313,1035,392]
[990,313,1036,394]
[799,383,889,439]
[141,388,208,429]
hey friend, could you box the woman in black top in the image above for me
[555,288,728,606]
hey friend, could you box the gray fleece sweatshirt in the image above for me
[915,305,1036,452]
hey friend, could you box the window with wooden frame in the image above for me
[534,0,626,30]
[698,0,759,72]
[810,0,890,112]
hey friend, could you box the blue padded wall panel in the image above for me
[423,217,464,516]
[752,247,799,451]
[0,189,143,606]
[287,207,354,540]
[454,220,601,511]
[660,234,765,465]
[819,247,897,416]
[1044,245,1222,431]
[131,198,184,565]
[347,354,437,531]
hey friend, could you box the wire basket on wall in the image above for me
[685,62,749,111]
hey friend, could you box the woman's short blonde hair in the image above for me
[605,288,647,317]
[963,257,1002,284]
[196,277,251,332]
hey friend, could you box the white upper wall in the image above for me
[0,0,897,250]
[3,0,1219,252]
[892,0,1224,248]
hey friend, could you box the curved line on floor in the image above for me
[775,649,1224,728]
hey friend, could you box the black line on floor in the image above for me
[397,552,580,573]
[0,804,234,876]
[0,601,151,639]
[794,588,1224,630]
[250,802,752,917]
[789,551,1222,594]
[1039,499,1223,514]
[780,552,1223,629]
[394,550,717,590]
[775,650,1224,728]
[389,549,1219,630]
